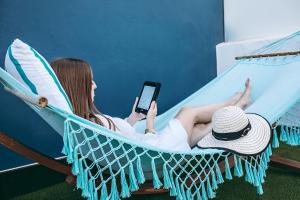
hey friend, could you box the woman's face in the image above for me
[91,80,97,102]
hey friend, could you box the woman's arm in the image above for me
[145,101,157,133]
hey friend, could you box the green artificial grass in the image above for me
[10,167,300,200]
[2,142,300,200]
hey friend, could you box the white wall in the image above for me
[224,0,300,42]
[217,0,300,75]
[216,37,280,74]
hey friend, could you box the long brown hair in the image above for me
[50,58,116,131]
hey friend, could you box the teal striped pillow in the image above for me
[5,39,73,113]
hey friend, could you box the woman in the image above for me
[50,58,251,151]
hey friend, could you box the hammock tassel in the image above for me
[206,177,215,198]
[211,170,218,190]
[238,157,244,176]
[196,188,202,200]
[93,189,98,200]
[272,128,280,148]
[294,128,299,145]
[151,159,162,189]
[62,120,70,155]
[289,127,295,145]
[71,146,80,175]
[88,179,95,200]
[169,170,177,196]
[76,159,84,189]
[110,177,119,200]
[256,183,264,195]
[81,169,90,198]
[280,126,287,142]
[180,184,187,200]
[258,165,265,184]
[186,188,192,200]
[225,156,232,180]
[100,182,108,200]
[296,128,300,145]
[163,163,171,189]
[291,128,297,146]
[175,178,182,200]
[233,155,242,177]
[63,121,74,163]
[201,181,208,200]
[215,162,224,184]
[71,157,79,175]
[267,144,272,157]
[67,132,75,163]
[252,167,259,187]
[129,162,139,192]
[260,153,266,170]
[286,126,292,145]
[120,168,130,198]
[136,157,145,184]
[244,161,253,184]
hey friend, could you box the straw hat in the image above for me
[197,106,272,156]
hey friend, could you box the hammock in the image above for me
[1,31,300,200]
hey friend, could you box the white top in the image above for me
[95,114,191,151]
[95,114,159,147]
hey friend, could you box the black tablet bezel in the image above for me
[135,81,161,115]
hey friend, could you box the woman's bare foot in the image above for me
[236,78,252,109]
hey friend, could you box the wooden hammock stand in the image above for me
[1,51,300,195]
[235,50,300,60]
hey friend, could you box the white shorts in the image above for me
[155,119,191,152]
[112,117,191,152]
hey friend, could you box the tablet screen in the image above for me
[137,86,156,110]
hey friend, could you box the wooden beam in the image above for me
[133,155,234,195]
[4,86,48,108]
[0,131,75,184]
[270,154,300,173]
[235,50,300,60]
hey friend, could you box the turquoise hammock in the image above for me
[1,31,300,200]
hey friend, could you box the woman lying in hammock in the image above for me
[50,58,252,151]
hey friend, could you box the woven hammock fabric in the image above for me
[1,31,300,199]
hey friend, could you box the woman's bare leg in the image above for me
[177,79,251,146]
[175,92,243,142]
[188,79,252,146]
[189,123,213,147]
[235,78,252,109]
[189,81,252,146]
[177,91,241,123]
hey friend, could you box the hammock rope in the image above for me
[62,118,272,200]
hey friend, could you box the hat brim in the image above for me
[197,113,272,156]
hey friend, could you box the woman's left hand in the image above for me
[127,97,146,126]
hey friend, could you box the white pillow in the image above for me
[5,39,73,113]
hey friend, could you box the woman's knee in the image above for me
[194,123,207,130]
[177,106,193,116]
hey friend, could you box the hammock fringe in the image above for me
[62,119,273,199]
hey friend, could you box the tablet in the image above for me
[135,81,161,114]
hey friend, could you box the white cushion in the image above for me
[5,39,73,113]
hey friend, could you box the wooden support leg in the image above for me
[0,131,75,184]
[270,154,300,173]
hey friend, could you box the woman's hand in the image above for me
[146,101,157,130]
[127,97,146,126]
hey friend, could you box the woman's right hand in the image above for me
[146,101,157,129]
